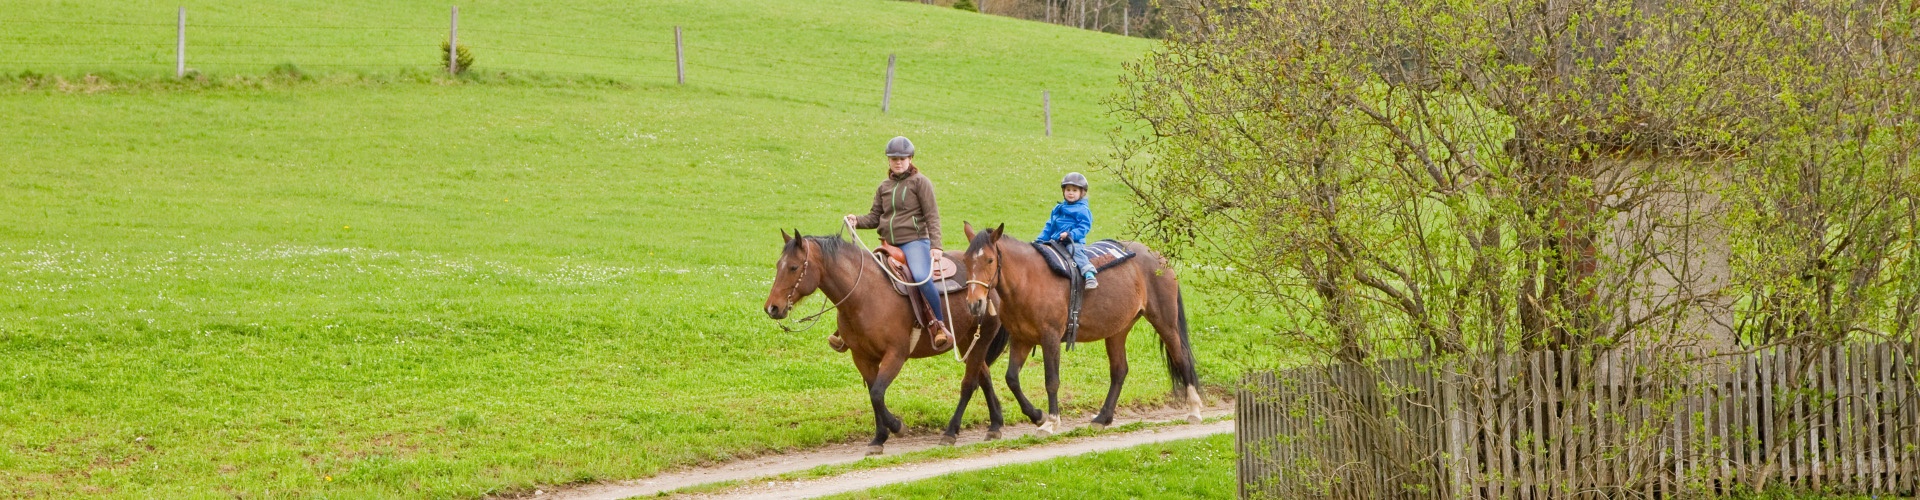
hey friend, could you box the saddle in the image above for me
[874,244,968,335]
[1031,240,1135,278]
[1032,239,1136,350]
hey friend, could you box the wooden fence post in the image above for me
[175,7,185,78]
[674,26,685,85]
[1123,7,1129,37]
[1043,90,1052,136]
[447,6,460,75]
[881,54,895,113]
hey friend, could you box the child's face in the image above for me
[1063,186,1084,202]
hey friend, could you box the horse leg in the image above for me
[1004,341,1044,425]
[865,353,907,455]
[1091,335,1129,429]
[941,359,983,445]
[1037,338,1064,436]
[978,366,1005,440]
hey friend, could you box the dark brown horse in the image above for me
[763,231,1010,454]
[960,223,1203,434]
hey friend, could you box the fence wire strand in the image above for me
[462,28,674,46]
[467,46,674,64]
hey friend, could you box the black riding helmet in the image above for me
[1060,172,1089,190]
[885,136,915,158]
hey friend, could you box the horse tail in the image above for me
[985,325,1011,366]
[1162,286,1201,397]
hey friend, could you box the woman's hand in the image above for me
[843,214,858,227]
[931,248,944,261]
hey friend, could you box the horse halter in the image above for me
[774,239,864,334]
[963,237,1005,317]
[779,257,810,310]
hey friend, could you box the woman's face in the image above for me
[888,157,912,175]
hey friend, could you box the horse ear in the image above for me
[992,223,1005,240]
[963,221,976,240]
[781,229,792,243]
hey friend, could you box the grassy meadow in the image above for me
[0,1,1289,498]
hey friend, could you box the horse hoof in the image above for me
[985,430,1002,441]
[1036,421,1056,437]
[940,435,957,446]
[866,445,885,456]
[1187,413,1203,424]
[1089,422,1106,431]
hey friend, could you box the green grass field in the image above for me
[829,434,1236,499]
[0,1,1289,497]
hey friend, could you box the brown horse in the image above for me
[763,231,1010,454]
[960,223,1203,433]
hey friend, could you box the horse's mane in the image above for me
[788,234,855,259]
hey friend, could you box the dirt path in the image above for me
[537,405,1234,500]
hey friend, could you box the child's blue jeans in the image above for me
[1070,242,1094,275]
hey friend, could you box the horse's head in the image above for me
[765,229,826,319]
[960,222,1006,318]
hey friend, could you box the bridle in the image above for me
[774,238,865,334]
[963,235,1004,318]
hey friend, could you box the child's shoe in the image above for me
[1083,271,1099,289]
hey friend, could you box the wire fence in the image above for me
[0,8,1075,134]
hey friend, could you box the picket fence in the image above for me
[1236,342,1919,499]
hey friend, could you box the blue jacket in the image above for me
[1036,198,1092,244]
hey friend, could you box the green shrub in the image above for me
[440,41,475,73]
[953,0,977,12]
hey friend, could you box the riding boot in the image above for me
[828,333,849,353]
[929,320,954,352]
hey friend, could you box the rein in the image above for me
[775,237,867,335]
[844,220,935,287]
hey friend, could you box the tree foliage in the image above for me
[1112,0,1919,362]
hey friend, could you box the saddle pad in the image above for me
[886,257,970,296]
[1033,240,1135,278]
[892,278,967,296]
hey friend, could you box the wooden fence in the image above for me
[1235,342,1920,499]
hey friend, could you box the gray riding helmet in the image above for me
[1060,172,1089,190]
[885,136,915,158]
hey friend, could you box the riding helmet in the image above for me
[1060,172,1089,190]
[885,136,916,158]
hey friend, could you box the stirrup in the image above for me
[828,333,849,353]
[929,321,954,352]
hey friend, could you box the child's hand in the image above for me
[1058,232,1070,241]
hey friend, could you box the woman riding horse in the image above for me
[764,232,1010,453]
[838,136,954,353]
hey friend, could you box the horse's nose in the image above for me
[765,304,786,319]
[968,300,985,318]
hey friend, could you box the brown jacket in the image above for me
[855,170,942,249]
